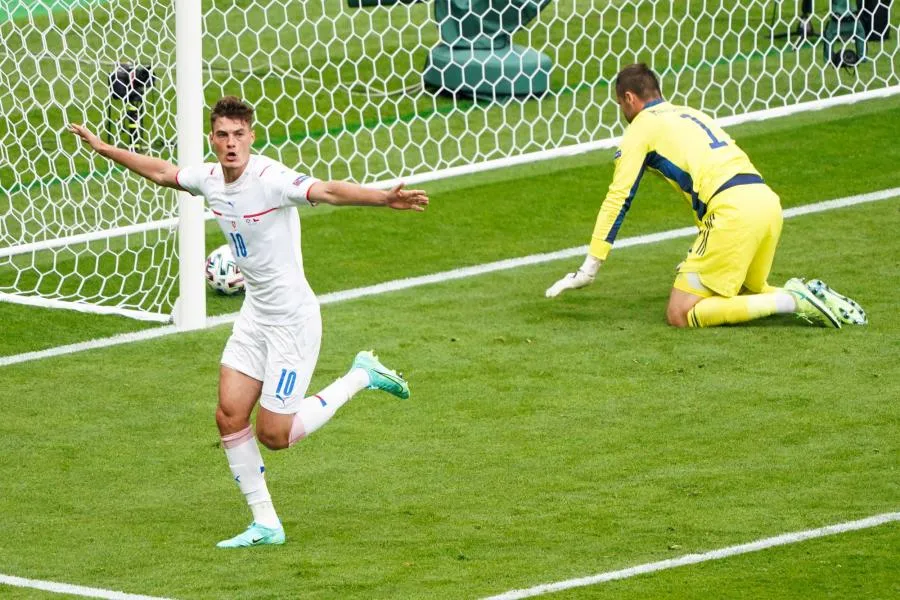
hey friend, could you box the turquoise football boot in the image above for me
[216,522,285,548]
[352,350,410,400]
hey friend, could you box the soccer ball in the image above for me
[205,243,244,295]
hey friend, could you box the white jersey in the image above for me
[177,155,322,325]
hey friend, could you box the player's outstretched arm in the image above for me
[309,181,428,211]
[545,255,602,298]
[68,123,182,190]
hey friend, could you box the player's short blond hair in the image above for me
[210,96,254,129]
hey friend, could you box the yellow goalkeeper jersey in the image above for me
[589,99,764,260]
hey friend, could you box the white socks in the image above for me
[221,426,280,529]
[219,369,372,529]
[775,291,798,314]
[288,368,370,445]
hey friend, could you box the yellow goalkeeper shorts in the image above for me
[674,183,783,298]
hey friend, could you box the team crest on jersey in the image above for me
[231,220,237,230]
[292,175,309,186]
[614,149,622,159]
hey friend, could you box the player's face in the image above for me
[209,117,255,171]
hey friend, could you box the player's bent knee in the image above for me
[665,299,692,327]
[666,307,690,328]
[255,408,294,450]
[667,285,704,328]
[256,427,290,451]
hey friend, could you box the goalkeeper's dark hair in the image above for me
[615,64,662,101]
[210,96,254,129]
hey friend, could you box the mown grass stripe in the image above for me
[1,186,896,368]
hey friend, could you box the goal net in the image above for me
[1,0,898,322]
[1,0,179,321]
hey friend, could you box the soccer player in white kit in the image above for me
[69,96,429,548]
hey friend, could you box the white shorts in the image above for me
[220,310,322,414]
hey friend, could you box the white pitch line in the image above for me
[3,512,896,600]
[0,574,175,600]
[482,511,900,600]
[1,186,898,369]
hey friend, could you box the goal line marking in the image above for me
[1,186,898,369]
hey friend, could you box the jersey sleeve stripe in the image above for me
[605,156,649,243]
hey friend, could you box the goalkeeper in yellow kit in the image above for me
[546,63,867,328]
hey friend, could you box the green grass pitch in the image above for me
[2,1,900,597]
[1,95,899,598]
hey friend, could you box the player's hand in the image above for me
[68,123,105,152]
[385,183,429,212]
[545,270,595,298]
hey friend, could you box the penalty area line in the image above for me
[481,511,900,600]
[0,186,898,369]
[0,574,176,600]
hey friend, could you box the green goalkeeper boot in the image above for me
[805,278,867,325]
[784,278,841,328]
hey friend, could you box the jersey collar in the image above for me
[642,98,665,109]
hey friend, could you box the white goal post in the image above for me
[1,1,897,325]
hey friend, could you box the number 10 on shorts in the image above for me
[275,368,296,398]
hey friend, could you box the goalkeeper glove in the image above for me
[545,255,602,298]
[545,270,594,297]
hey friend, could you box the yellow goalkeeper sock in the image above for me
[687,294,782,327]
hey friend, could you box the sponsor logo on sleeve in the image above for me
[614,149,622,160]
[292,175,310,186]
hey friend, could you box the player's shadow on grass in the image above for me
[731,313,807,328]
[536,302,818,329]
